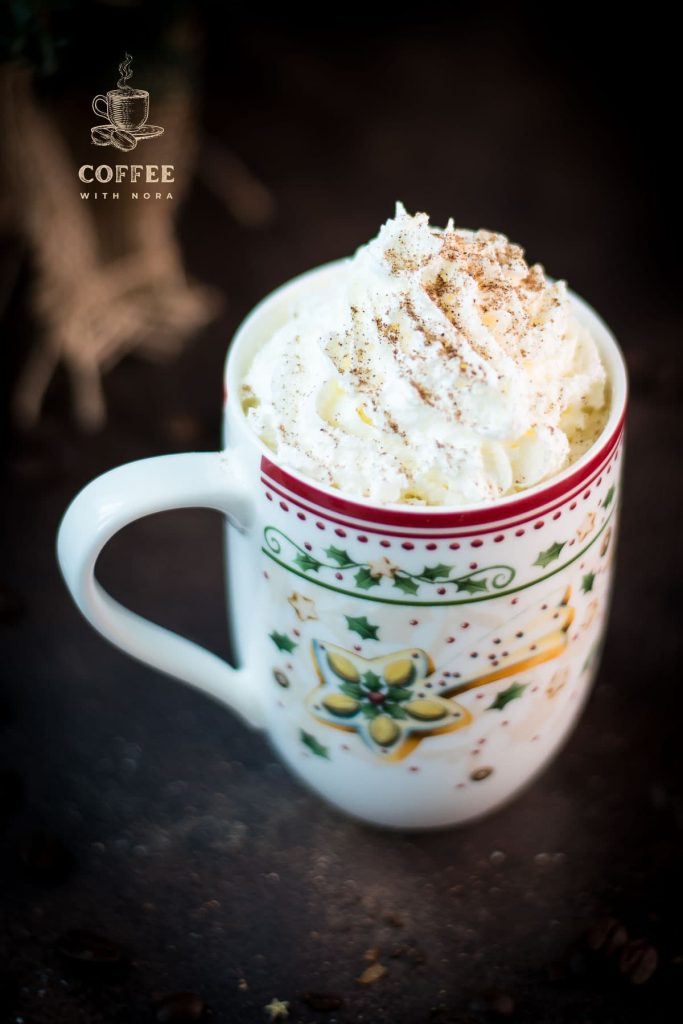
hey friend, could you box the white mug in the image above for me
[57,262,628,828]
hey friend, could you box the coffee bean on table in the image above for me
[586,916,628,956]
[302,991,344,1011]
[56,930,131,982]
[154,991,209,1022]
[19,830,75,884]
[619,939,658,984]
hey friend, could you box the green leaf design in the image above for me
[581,571,596,593]
[533,542,566,569]
[361,670,383,691]
[385,687,413,702]
[300,729,329,759]
[346,615,380,641]
[294,551,322,573]
[361,704,380,719]
[393,574,419,596]
[602,485,615,509]
[354,567,381,591]
[454,576,488,595]
[269,631,297,653]
[385,703,408,719]
[340,681,363,699]
[420,563,453,581]
[488,681,527,711]
[325,545,354,567]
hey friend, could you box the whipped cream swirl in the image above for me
[241,203,607,506]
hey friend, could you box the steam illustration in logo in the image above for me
[91,54,164,151]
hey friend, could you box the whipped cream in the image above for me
[241,203,608,506]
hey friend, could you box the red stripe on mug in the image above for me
[259,415,624,535]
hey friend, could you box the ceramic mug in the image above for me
[57,262,627,828]
[92,88,149,131]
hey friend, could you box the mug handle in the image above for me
[56,451,264,729]
[92,94,109,119]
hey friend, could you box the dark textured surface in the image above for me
[2,10,682,1023]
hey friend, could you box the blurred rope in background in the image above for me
[0,0,275,429]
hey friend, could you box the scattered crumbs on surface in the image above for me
[264,996,290,1019]
[357,961,388,985]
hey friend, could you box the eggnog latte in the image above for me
[241,205,608,507]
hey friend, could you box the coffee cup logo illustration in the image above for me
[91,54,164,152]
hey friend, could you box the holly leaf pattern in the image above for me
[269,631,297,653]
[454,576,488,595]
[393,574,419,596]
[420,563,453,581]
[300,729,329,759]
[354,567,381,591]
[361,670,383,691]
[385,703,408,719]
[361,704,380,719]
[488,681,527,711]
[325,545,354,567]
[533,542,566,568]
[340,681,363,699]
[294,551,322,573]
[386,687,412,702]
[582,571,596,593]
[346,615,380,641]
[602,486,615,509]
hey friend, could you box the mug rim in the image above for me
[225,259,627,526]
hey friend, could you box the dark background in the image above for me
[1,3,682,1022]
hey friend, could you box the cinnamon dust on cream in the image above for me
[241,203,608,506]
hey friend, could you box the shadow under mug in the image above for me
[56,261,628,829]
[92,88,149,131]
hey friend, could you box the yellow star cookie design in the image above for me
[367,555,399,579]
[434,585,575,698]
[308,642,471,761]
[577,512,596,542]
[581,599,600,632]
[305,586,575,762]
[287,591,318,621]
[546,666,570,699]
